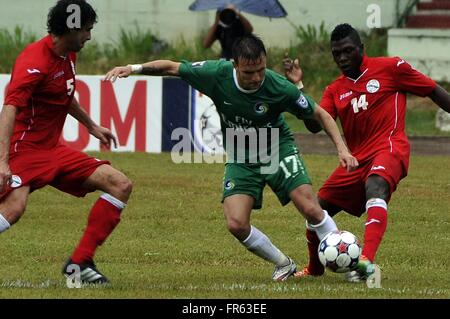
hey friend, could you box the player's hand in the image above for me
[283,53,303,85]
[0,162,12,193]
[89,125,118,149]
[338,151,359,172]
[104,66,132,82]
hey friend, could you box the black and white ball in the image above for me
[318,230,361,273]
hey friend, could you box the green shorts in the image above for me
[222,152,312,209]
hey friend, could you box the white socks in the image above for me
[241,225,289,266]
[307,210,338,240]
[0,213,11,233]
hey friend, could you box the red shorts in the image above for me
[318,152,408,217]
[1,144,110,200]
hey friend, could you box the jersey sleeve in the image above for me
[319,85,337,119]
[285,83,316,120]
[178,60,220,96]
[5,53,46,108]
[391,57,437,97]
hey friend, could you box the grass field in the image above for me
[0,152,448,299]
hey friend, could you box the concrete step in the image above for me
[414,9,450,15]
[418,2,450,10]
[388,28,450,82]
[406,15,450,28]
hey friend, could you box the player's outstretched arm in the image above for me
[68,98,117,149]
[313,104,358,172]
[0,105,16,192]
[428,84,450,113]
[104,60,181,82]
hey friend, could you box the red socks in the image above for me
[305,228,325,275]
[362,198,388,262]
[71,195,124,264]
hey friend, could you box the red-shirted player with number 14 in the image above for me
[0,0,132,285]
[284,23,450,282]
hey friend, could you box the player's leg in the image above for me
[290,184,339,240]
[345,175,389,282]
[361,174,390,262]
[347,153,405,282]
[362,152,405,264]
[223,194,296,282]
[222,164,295,281]
[290,162,366,279]
[51,146,132,284]
[267,152,339,279]
[69,164,132,266]
[296,197,343,278]
[267,152,338,238]
[0,186,30,232]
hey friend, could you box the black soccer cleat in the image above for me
[62,259,109,285]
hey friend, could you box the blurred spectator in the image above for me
[203,4,253,60]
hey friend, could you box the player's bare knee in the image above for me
[366,176,389,200]
[226,218,249,239]
[5,204,26,225]
[117,177,133,198]
[109,174,133,201]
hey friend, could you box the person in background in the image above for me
[203,4,253,60]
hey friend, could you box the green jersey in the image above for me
[179,60,316,165]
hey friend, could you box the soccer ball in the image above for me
[318,230,361,273]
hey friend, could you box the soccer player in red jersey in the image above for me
[0,0,132,284]
[284,23,450,281]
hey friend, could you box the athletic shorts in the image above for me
[222,152,312,209]
[318,151,408,217]
[0,144,110,200]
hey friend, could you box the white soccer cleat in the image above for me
[272,257,297,282]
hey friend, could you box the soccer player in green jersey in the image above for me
[105,34,358,281]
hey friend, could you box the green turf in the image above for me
[0,153,449,298]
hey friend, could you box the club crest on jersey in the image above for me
[366,79,380,93]
[9,175,22,188]
[254,102,269,115]
[296,95,309,109]
[224,180,235,190]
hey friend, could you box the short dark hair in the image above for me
[232,34,266,63]
[219,8,237,27]
[331,23,362,46]
[47,0,97,36]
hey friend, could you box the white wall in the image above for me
[0,0,410,47]
[388,28,450,81]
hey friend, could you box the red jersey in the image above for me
[320,55,436,163]
[5,35,76,153]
